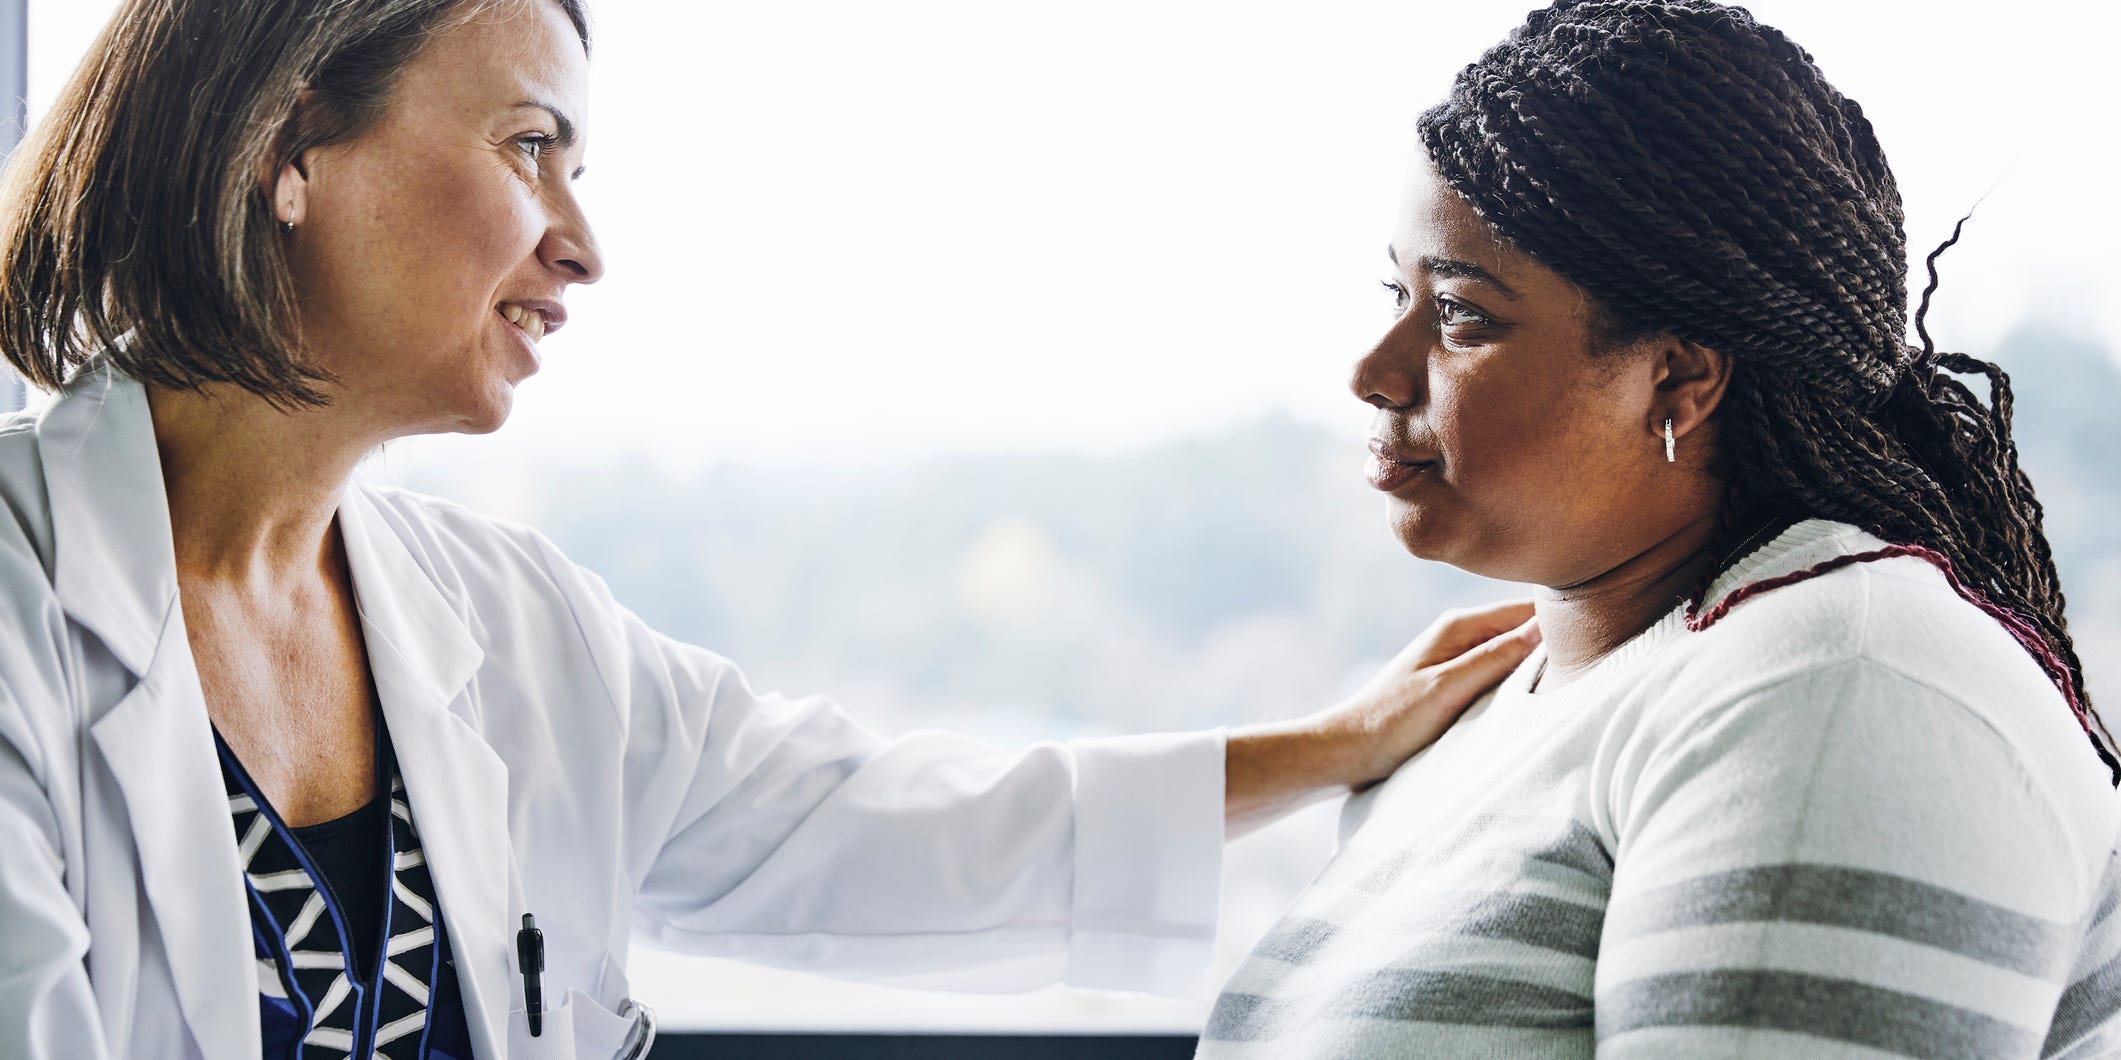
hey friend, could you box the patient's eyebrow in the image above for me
[1419,256,1523,301]
[1388,246,1523,301]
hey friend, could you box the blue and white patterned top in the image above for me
[214,727,474,1059]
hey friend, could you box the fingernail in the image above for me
[1520,618,1542,644]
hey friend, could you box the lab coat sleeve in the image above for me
[0,531,115,1057]
[527,533,1225,996]
[0,725,111,1058]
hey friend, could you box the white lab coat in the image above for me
[0,361,1226,1059]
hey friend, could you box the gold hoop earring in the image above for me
[1664,417,1676,463]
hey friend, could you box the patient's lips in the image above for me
[1366,436,1437,493]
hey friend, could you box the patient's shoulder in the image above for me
[1619,527,2113,855]
[1670,530,2060,713]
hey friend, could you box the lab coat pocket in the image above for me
[507,988,634,1060]
[508,991,574,1060]
[566,988,639,1058]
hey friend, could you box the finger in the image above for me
[1429,616,1541,701]
[1418,599,1536,663]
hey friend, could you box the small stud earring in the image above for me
[280,220,295,234]
[1664,417,1676,463]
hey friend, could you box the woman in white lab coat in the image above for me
[0,1,1539,1058]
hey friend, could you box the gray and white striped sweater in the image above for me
[1202,520,2121,1059]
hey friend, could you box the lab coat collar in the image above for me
[38,360,492,701]
[38,359,179,677]
[337,484,485,709]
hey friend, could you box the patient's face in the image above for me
[1351,158,1678,587]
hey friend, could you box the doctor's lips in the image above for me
[1366,436,1437,492]
[497,300,566,343]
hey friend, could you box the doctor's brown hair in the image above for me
[0,0,590,408]
[1420,0,2119,782]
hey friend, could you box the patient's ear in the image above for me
[1647,335,1732,448]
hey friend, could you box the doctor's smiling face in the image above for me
[1351,158,1725,589]
[274,0,604,438]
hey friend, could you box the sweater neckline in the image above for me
[1511,517,1873,702]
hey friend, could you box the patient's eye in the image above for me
[1381,280,1411,315]
[1433,295,1493,329]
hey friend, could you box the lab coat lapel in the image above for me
[87,605,260,1060]
[42,364,259,1059]
[338,487,512,1059]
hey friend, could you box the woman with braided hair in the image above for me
[1200,1,2121,1057]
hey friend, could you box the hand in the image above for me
[1331,599,1540,787]
[1224,600,1539,836]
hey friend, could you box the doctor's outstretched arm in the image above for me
[496,505,1543,996]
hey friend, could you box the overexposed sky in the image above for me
[27,0,2121,472]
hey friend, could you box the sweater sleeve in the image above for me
[1593,658,2095,1059]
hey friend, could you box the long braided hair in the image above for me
[1417,0,2120,783]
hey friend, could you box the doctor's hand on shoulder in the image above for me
[1224,600,1540,835]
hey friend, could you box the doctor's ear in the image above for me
[267,159,310,232]
[260,92,321,233]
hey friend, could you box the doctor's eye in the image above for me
[514,133,559,167]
